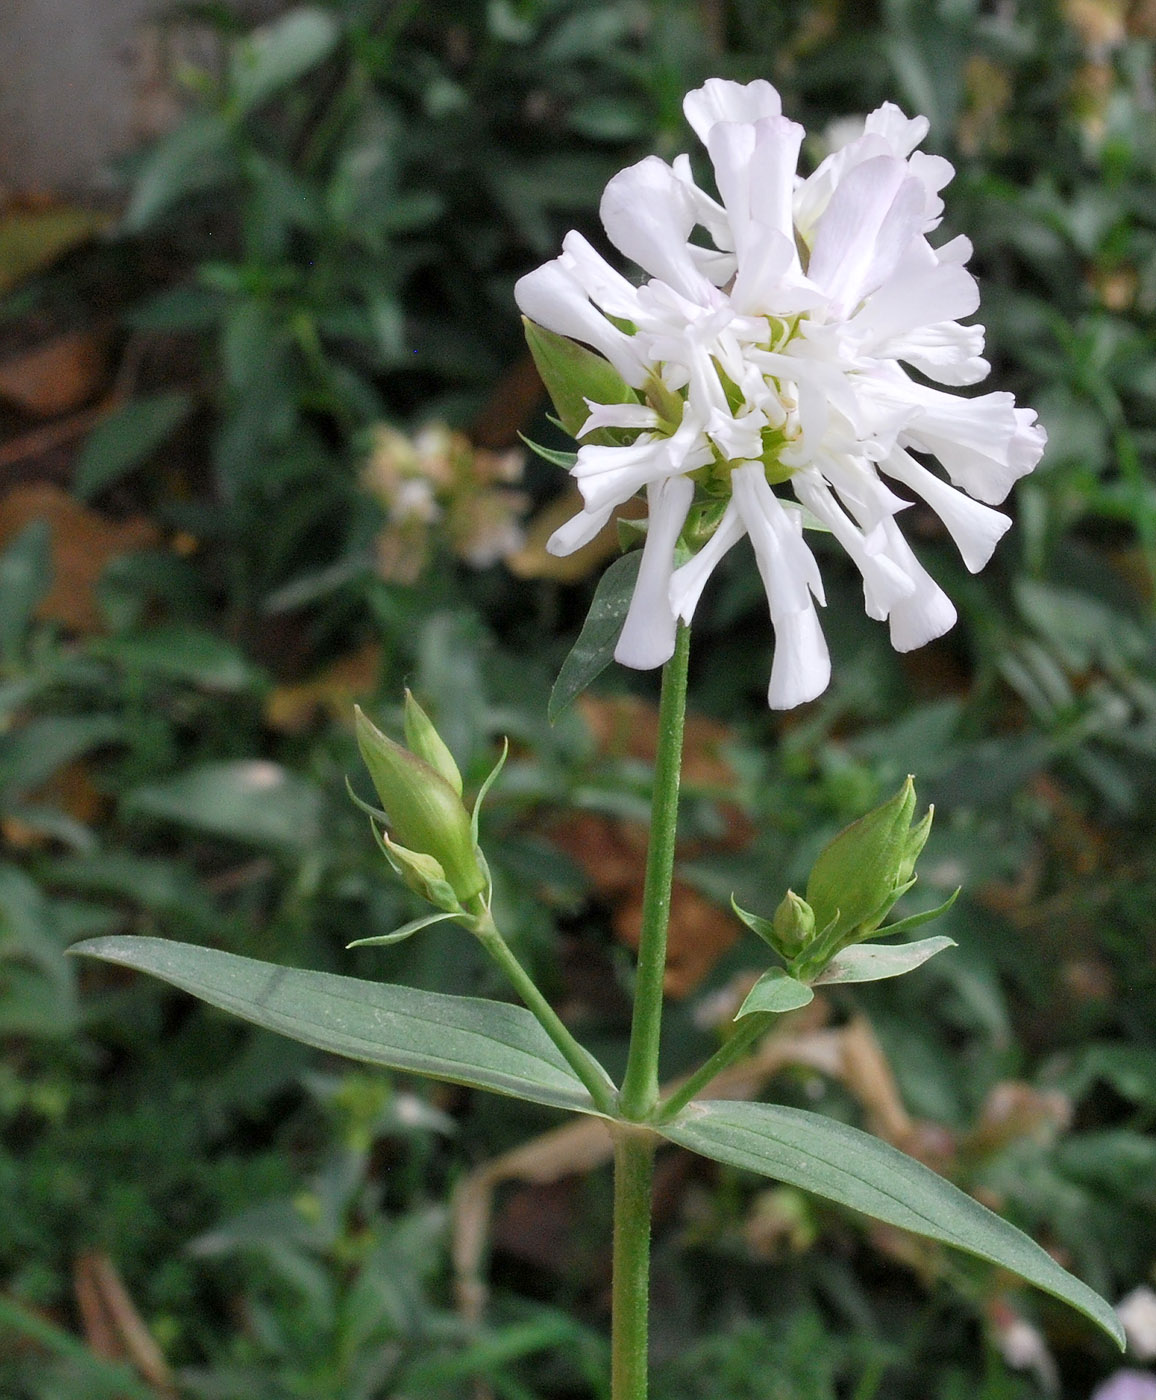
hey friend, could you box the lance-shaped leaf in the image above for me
[548,550,642,723]
[71,937,611,1116]
[812,935,956,985]
[658,1099,1123,1347]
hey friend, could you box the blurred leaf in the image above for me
[0,714,122,802]
[75,392,195,499]
[548,550,642,723]
[659,1100,1123,1346]
[71,936,610,1115]
[91,626,261,692]
[0,205,109,293]
[125,761,324,850]
[230,7,341,115]
[0,518,52,658]
[122,112,234,231]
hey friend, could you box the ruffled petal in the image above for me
[683,78,782,144]
[600,157,719,304]
[514,260,648,387]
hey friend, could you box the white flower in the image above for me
[514,79,1046,708]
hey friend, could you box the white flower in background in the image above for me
[1118,1286,1156,1360]
[515,78,1046,708]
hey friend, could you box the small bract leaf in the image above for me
[812,935,957,985]
[347,911,461,949]
[730,896,780,950]
[522,317,639,443]
[870,888,960,938]
[735,969,815,1018]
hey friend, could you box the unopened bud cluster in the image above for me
[736,777,942,983]
[354,695,488,911]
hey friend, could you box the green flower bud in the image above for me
[378,834,460,912]
[354,706,486,904]
[403,691,463,796]
[772,890,816,959]
[804,776,918,950]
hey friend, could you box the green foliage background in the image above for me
[2,0,1155,1396]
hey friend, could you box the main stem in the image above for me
[611,1128,657,1400]
[610,624,691,1400]
[618,622,691,1122]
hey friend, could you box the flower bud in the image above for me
[804,776,919,950]
[354,706,486,904]
[403,691,463,795]
[771,890,816,960]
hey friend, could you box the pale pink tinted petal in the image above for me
[683,78,782,144]
[864,102,929,156]
[807,156,914,313]
[614,475,695,669]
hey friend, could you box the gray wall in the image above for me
[0,0,277,195]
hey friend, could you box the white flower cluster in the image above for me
[515,79,1046,708]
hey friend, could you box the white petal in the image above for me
[792,470,913,619]
[732,464,825,612]
[547,503,615,555]
[708,116,803,258]
[683,78,782,144]
[578,401,661,436]
[600,157,718,304]
[877,519,958,650]
[572,436,671,514]
[515,260,648,387]
[807,157,925,314]
[614,475,695,670]
[864,102,929,157]
[671,153,735,253]
[730,464,830,707]
[851,260,981,347]
[882,448,1012,571]
[559,231,646,322]
[767,605,831,709]
[668,500,746,624]
[897,389,1047,504]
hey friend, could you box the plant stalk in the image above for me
[611,1126,657,1400]
[618,623,691,1122]
[654,1012,772,1123]
[471,909,617,1117]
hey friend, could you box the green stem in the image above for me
[611,1127,657,1400]
[471,909,617,1117]
[654,1012,772,1123]
[618,623,691,1121]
